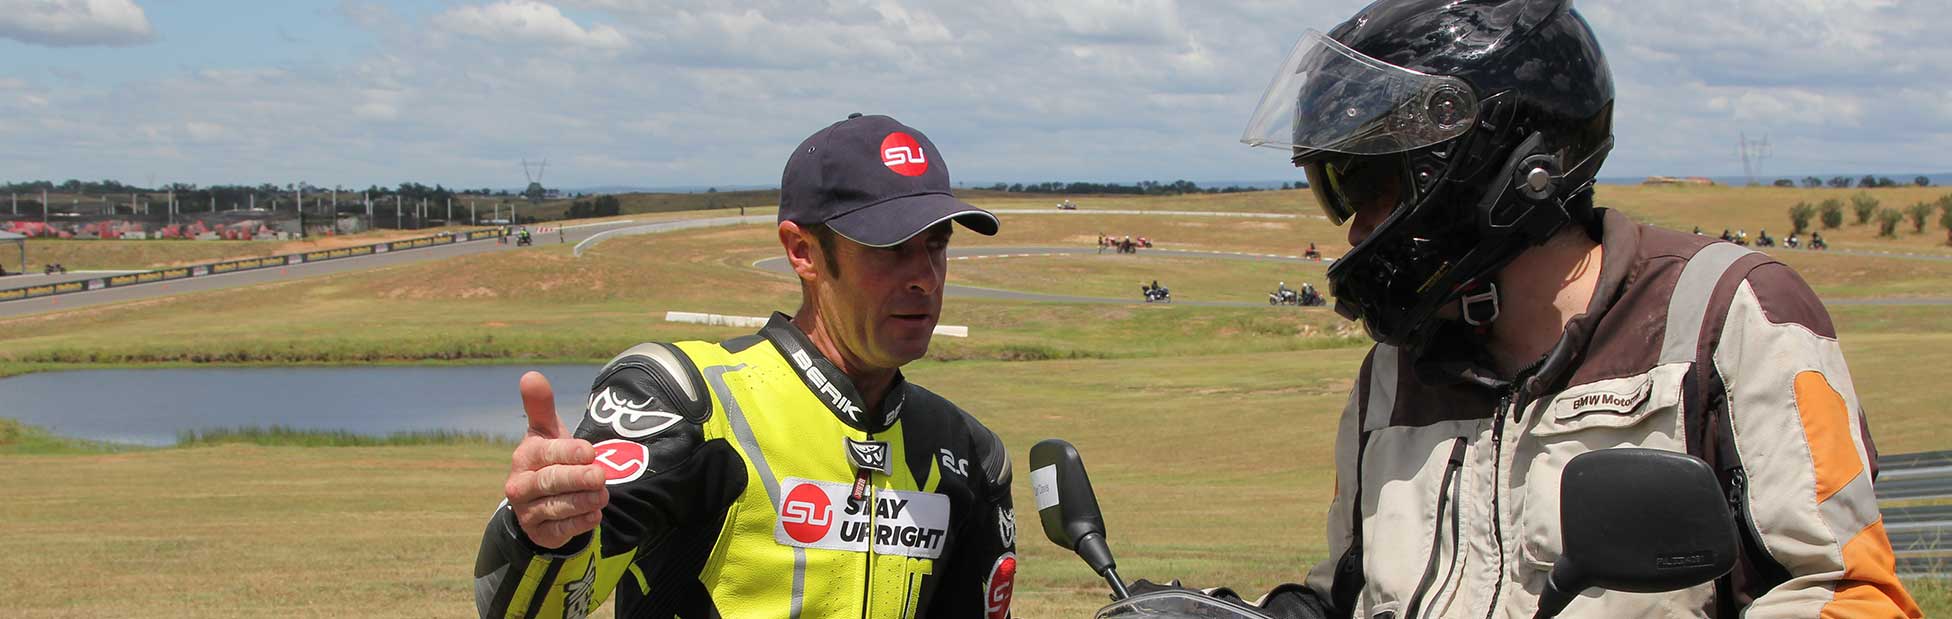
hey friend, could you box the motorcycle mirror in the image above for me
[1533,448,1738,619]
[1030,438,1129,599]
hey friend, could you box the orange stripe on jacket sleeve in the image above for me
[1820,519,1922,619]
[1794,371,1863,503]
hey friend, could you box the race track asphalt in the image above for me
[0,269,142,287]
[0,221,645,319]
[755,246,1337,308]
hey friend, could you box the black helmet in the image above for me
[1241,0,1614,349]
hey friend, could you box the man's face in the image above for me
[1307,156,1405,248]
[1344,178,1400,248]
[814,223,953,371]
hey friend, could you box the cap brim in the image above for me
[825,193,999,248]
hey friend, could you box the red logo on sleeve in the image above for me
[985,553,1016,619]
[593,439,649,485]
[880,132,929,176]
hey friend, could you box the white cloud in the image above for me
[0,1,1946,188]
[0,0,154,47]
[435,0,628,51]
[182,121,227,142]
[1009,0,1187,45]
[1583,0,1952,176]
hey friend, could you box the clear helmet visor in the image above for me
[1242,30,1478,157]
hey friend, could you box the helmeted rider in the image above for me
[1221,0,1917,617]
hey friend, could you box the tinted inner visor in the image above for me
[1304,155,1407,226]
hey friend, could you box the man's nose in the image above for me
[906,253,942,294]
[1348,209,1378,247]
[1346,199,1393,247]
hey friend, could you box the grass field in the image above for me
[2,342,1944,616]
[950,254,1334,303]
[2,186,1948,617]
[8,208,739,273]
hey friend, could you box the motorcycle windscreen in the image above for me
[1095,590,1276,619]
[1241,30,1478,157]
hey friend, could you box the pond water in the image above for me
[0,365,602,445]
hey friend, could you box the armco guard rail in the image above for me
[0,228,506,303]
[1878,449,1952,578]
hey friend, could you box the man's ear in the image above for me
[779,221,820,284]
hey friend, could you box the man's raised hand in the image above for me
[503,371,608,550]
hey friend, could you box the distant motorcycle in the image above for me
[1142,284,1172,303]
[1271,286,1325,307]
[1300,287,1325,307]
[516,234,533,247]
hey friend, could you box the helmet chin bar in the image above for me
[1328,128,1580,351]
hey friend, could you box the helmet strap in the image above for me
[1460,282,1501,327]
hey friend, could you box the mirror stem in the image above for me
[1532,562,1582,619]
[1103,567,1130,600]
[1075,532,1127,599]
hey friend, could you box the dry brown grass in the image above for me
[2,335,1941,617]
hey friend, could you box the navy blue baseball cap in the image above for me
[779,113,999,247]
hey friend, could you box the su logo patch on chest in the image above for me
[775,478,952,559]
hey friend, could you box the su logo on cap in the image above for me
[880,132,929,176]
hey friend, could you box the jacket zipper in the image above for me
[861,432,876,619]
[1423,442,1471,618]
[1406,438,1469,619]
[1481,390,1517,619]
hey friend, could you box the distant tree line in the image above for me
[1781,175,1931,189]
[0,179,145,194]
[565,195,622,219]
[0,178,556,217]
[979,179,1306,195]
[1787,192,1952,242]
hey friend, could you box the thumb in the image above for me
[519,371,564,439]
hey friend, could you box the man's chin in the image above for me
[876,335,932,368]
[891,339,932,366]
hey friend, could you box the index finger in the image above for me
[520,371,564,439]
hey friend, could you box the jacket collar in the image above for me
[1415,208,1642,400]
[759,312,906,434]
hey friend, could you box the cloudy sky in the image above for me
[0,0,1945,190]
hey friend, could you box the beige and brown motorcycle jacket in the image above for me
[1302,209,1921,619]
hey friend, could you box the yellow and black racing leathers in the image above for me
[474,313,1018,619]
